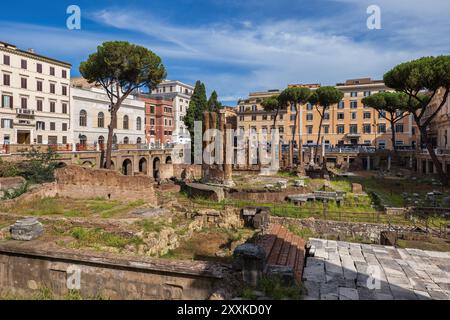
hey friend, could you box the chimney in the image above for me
[27,48,34,54]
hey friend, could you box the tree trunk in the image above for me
[421,127,447,186]
[105,111,117,169]
[315,111,324,164]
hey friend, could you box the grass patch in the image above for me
[69,227,143,251]
[5,197,145,218]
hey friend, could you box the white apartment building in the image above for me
[150,80,194,144]
[0,41,72,146]
[71,82,146,147]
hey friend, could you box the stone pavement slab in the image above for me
[303,238,450,300]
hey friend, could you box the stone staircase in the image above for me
[257,224,306,282]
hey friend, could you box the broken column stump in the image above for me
[10,217,44,241]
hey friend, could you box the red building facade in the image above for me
[139,96,175,146]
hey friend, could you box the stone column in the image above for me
[367,155,371,171]
[387,154,392,171]
[309,147,315,166]
[224,123,234,186]
[218,110,226,166]
[289,141,294,168]
[321,137,326,165]
[202,112,210,181]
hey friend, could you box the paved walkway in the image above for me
[303,238,450,300]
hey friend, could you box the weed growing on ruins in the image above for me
[18,147,60,184]
[287,225,315,240]
[243,275,305,300]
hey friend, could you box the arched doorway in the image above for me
[166,156,172,164]
[153,157,161,180]
[139,157,148,174]
[82,161,93,167]
[122,159,132,176]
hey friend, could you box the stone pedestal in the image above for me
[233,244,266,287]
[10,218,43,241]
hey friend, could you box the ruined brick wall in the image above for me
[173,164,202,180]
[0,241,224,300]
[55,166,156,203]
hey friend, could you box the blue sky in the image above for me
[1,0,449,104]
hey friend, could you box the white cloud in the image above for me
[91,8,441,103]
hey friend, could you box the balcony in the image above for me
[16,108,35,119]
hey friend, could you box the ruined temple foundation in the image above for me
[201,111,235,187]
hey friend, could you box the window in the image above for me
[62,123,68,131]
[3,55,10,65]
[262,115,268,121]
[252,105,257,112]
[62,70,67,79]
[378,123,386,133]
[338,101,345,109]
[279,126,284,133]
[62,136,67,144]
[79,135,87,145]
[21,77,27,89]
[337,113,345,120]
[37,64,42,73]
[98,136,105,145]
[363,124,371,134]
[98,112,105,128]
[37,135,43,144]
[21,97,27,109]
[62,103,68,114]
[323,125,329,134]
[50,83,55,94]
[37,100,43,111]
[36,121,45,130]
[364,91,371,97]
[306,113,313,121]
[378,111,386,119]
[2,95,12,108]
[50,67,55,76]
[1,119,13,129]
[290,115,296,121]
[306,103,313,111]
[150,118,155,125]
[363,112,371,119]
[50,101,55,113]
[324,113,330,120]
[137,137,142,144]
[136,117,142,131]
[3,74,10,86]
[351,112,357,120]
[48,136,57,145]
[50,122,56,131]
[395,124,404,133]
[37,80,43,92]
[251,115,257,121]
[306,125,313,134]
[349,124,358,134]
[395,140,404,146]
[350,92,358,97]
[123,137,129,144]
[123,115,129,130]
[337,125,345,134]
[378,140,386,149]
[21,59,27,69]
[79,110,87,127]
[62,86,67,96]
[350,101,358,109]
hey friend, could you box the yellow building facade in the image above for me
[237,78,419,150]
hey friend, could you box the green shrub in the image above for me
[18,147,60,183]
[1,182,29,200]
[0,159,20,177]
